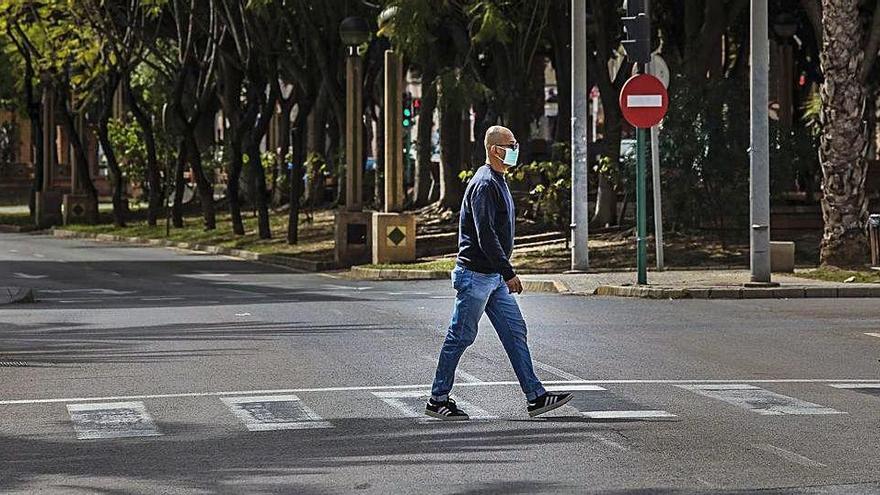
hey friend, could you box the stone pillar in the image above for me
[372,50,416,264]
[383,50,404,213]
[63,108,97,225]
[335,46,372,266]
[35,84,62,227]
[346,52,364,211]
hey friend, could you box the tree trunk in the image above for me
[306,86,329,206]
[125,81,162,226]
[97,80,126,227]
[437,91,464,211]
[23,58,42,217]
[57,87,98,213]
[288,99,311,245]
[273,95,295,207]
[414,70,437,207]
[172,138,186,228]
[185,130,216,231]
[818,0,870,266]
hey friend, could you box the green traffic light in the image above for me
[403,109,412,117]
[403,119,411,127]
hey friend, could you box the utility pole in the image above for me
[571,0,589,271]
[645,0,664,271]
[750,0,771,283]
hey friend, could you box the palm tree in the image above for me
[814,0,880,266]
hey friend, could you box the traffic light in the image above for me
[621,0,651,65]
[402,92,413,128]
[412,97,421,116]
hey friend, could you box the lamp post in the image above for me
[339,16,370,212]
[334,16,373,267]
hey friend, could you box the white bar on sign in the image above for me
[67,401,161,440]
[627,95,663,108]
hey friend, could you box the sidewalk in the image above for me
[548,270,880,299]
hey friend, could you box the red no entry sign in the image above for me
[619,74,668,128]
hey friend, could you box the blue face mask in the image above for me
[501,146,519,167]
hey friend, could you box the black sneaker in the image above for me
[527,392,573,417]
[424,398,470,421]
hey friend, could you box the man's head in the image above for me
[484,125,518,172]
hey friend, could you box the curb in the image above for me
[52,229,336,272]
[348,267,567,294]
[350,266,449,280]
[594,284,880,299]
[0,224,37,233]
[0,287,36,305]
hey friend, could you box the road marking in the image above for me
[864,333,880,339]
[677,384,844,415]
[67,401,161,440]
[13,273,47,279]
[3,379,878,406]
[372,390,496,420]
[8,249,18,253]
[545,384,606,392]
[533,360,584,381]
[33,253,46,258]
[547,384,676,420]
[582,410,677,419]
[755,444,826,468]
[221,394,331,431]
[140,297,184,302]
[828,383,880,389]
[41,289,135,295]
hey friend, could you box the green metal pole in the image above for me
[636,126,648,285]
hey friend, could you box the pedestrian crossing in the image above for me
[3,381,879,441]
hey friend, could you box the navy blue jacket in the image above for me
[456,164,516,281]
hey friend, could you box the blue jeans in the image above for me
[431,265,546,402]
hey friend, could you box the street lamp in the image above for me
[334,16,372,266]
[339,16,368,212]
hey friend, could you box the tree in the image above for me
[803,0,880,266]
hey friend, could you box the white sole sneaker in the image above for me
[528,393,573,417]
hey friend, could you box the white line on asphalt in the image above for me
[864,333,880,339]
[828,383,880,389]
[533,360,585,381]
[3,379,879,406]
[13,273,47,279]
[67,401,161,440]
[581,410,677,419]
[33,253,45,258]
[545,384,606,391]
[755,444,826,468]
[221,394,332,431]
[140,297,185,301]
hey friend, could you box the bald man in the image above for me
[425,126,573,420]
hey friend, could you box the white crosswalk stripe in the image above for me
[677,384,844,415]
[372,390,497,420]
[66,401,161,440]
[221,394,332,431]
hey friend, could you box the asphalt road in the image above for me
[1,232,880,494]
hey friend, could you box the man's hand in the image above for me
[506,275,523,294]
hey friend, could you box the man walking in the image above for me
[425,125,573,420]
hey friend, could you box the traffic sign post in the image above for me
[620,73,668,285]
